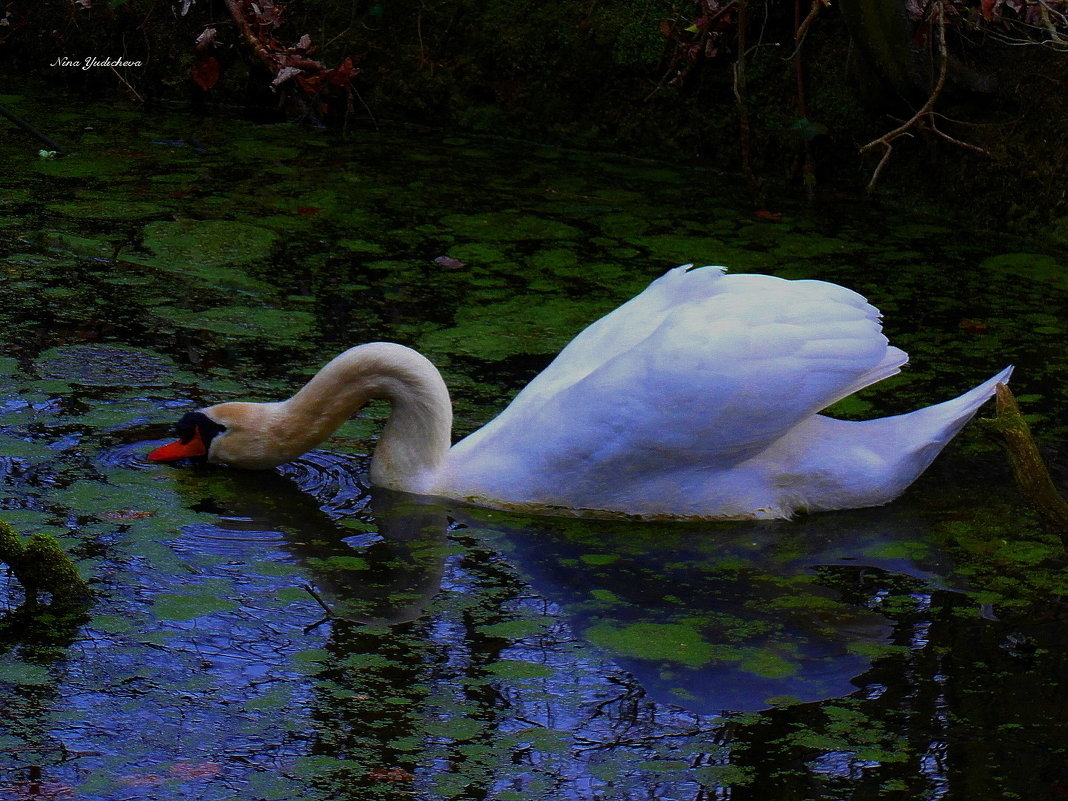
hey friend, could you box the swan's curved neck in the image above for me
[282,343,453,492]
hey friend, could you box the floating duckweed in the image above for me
[633,234,724,264]
[0,661,52,686]
[0,434,53,461]
[38,231,115,258]
[441,211,581,241]
[637,759,690,773]
[824,394,876,419]
[981,252,1068,290]
[446,242,511,266]
[484,659,554,679]
[48,199,169,220]
[599,212,651,238]
[337,238,385,254]
[770,233,860,260]
[739,648,799,679]
[420,295,615,360]
[151,590,236,621]
[579,553,620,565]
[584,621,716,667]
[128,219,279,291]
[589,588,620,603]
[229,139,301,162]
[152,305,316,342]
[529,247,579,272]
[33,154,135,179]
[478,617,549,639]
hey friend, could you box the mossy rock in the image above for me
[0,521,91,603]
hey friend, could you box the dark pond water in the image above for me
[1,89,1067,800]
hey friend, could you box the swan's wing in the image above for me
[453,266,907,478]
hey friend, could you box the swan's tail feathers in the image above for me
[830,345,910,404]
[898,365,1014,455]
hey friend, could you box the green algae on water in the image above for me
[152,305,317,343]
[441,211,582,241]
[584,621,717,667]
[125,219,279,292]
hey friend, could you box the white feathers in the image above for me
[442,266,1007,518]
[196,265,1009,520]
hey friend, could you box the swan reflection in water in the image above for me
[158,450,961,715]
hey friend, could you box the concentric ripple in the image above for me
[278,450,372,517]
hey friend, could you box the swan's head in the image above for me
[148,402,300,470]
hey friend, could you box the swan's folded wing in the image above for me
[506,264,720,409]
[458,268,907,476]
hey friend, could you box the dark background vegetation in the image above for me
[3,0,1067,237]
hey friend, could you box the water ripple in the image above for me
[278,450,372,517]
[97,437,172,470]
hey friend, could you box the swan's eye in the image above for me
[173,411,226,444]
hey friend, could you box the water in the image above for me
[1,90,1067,800]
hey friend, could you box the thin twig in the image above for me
[302,582,335,616]
[110,66,144,103]
[0,102,65,152]
[859,1,987,192]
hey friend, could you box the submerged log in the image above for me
[982,384,1068,540]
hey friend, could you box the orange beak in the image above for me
[148,426,208,462]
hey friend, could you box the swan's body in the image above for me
[150,266,1011,520]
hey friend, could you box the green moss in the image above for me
[0,521,91,603]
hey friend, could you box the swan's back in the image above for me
[444,266,910,516]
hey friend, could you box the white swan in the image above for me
[149,265,1011,520]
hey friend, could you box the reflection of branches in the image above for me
[572,723,724,753]
[859,0,991,191]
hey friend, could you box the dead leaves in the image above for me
[192,0,361,118]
